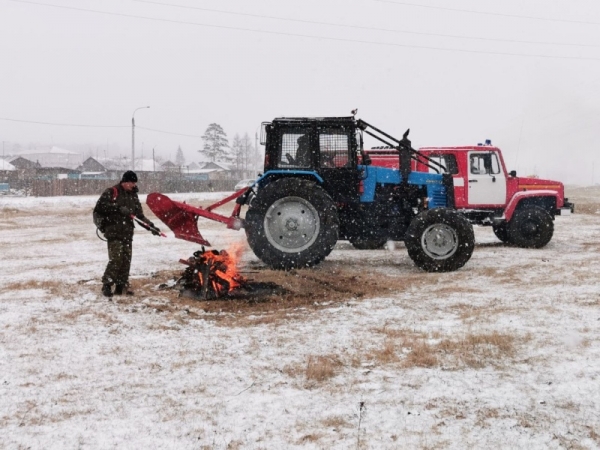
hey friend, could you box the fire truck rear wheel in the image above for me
[405,208,474,272]
[492,223,509,243]
[508,206,554,248]
[245,178,339,270]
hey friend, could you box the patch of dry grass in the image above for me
[305,355,341,383]
[321,415,351,429]
[3,279,63,296]
[436,331,516,369]
[369,327,519,369]
[370,338,400,364]
[403,340,439,368]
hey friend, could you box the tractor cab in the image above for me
[261,117,362,204]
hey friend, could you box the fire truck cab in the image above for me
[365,142,574,248]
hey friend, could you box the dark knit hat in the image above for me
[121,170,138,183]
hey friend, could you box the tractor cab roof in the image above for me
[270,116,357,127]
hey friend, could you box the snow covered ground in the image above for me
[1,188,599,449]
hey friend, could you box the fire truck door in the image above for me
[467,152,506,206]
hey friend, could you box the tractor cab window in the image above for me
[319,131,351,168]
[427,154,458,175]
[470,153,501,175]
[279,132,313,168]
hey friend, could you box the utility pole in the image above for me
[153,147,156,172]
[132,106,150,171]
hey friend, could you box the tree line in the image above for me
[172,123,258,172]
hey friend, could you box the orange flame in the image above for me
[192,242,247,297]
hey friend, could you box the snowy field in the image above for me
[1,187,599,449]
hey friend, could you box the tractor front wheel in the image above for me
[507,206,553,248]
[244,178,339,270]
[405,209,474,272]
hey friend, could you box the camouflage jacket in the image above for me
[93,184,152,241]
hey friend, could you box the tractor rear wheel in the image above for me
[349,237,387,250]
[245,178,339,270]
[492,223,509,243]
[405,208,474,272]
[507,206,553,248]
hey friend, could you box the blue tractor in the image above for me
[241,116,475,272]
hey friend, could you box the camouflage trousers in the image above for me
[102,239,133,286]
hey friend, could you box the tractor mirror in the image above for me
[361,152,372,166]
[509,170,517,177]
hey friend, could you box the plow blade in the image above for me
[146,193,211,246]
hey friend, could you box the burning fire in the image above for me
[179,243,247,300]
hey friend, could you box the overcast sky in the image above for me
[1,0,600,183]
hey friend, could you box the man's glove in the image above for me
[145,220,160,236]
[119,206,132,216]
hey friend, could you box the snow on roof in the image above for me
[19,146,80,156]
[0,159,16,170]
[200,161,231,171]
[15,146,83,169]
[184,168,221,174]
[134,158,163,172]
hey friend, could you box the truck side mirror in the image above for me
[361,152,372,166]
[509,170,517,177]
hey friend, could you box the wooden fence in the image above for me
[31,178,238,197]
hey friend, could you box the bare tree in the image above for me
[231,133,243,171]
[242,133,255,172]
[175,145,185,168]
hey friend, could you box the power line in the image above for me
[0,116,203,138]
[374,0,600,26]
[0,116,128,128]
[137,126,203,138]
[8,0,600,61]
[131,0,600,48]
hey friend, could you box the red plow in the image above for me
[146,190,248,247]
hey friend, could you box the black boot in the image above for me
[102,283,113,298]
[115,284,134,296]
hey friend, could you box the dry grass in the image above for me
[321,415,351,429]
[403,340,439,368]
[297,433,324,444]
[3,279,64,296]
[371,339,400,364]
[305,355,341,383]
[571,203,600,215]
[436,331,516,369]
[368,327,518,369]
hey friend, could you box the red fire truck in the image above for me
[365,141,574,248]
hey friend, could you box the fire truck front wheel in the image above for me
[492,223,509,243]
[508,206,554,248]
[244,178,339,270]
[405,209,475,272]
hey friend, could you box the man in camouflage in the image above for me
[93,171,160,298]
